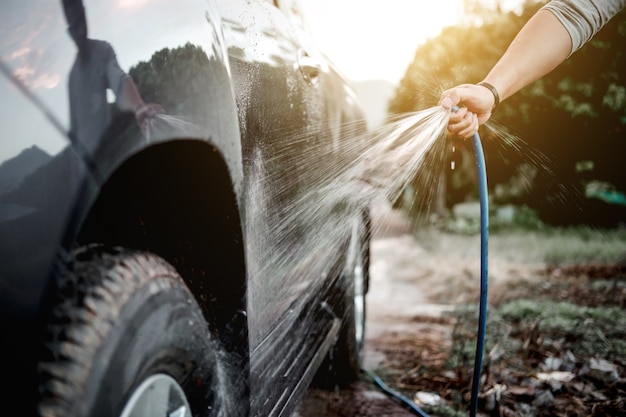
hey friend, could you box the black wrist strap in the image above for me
[477,82,500,113]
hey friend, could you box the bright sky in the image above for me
[300,0,464,84]
[300,0,523,85]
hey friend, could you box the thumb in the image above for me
[439,89,461,109]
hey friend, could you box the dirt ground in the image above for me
[294,204,448,417]
[293,204,626,417]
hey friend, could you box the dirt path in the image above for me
[293,202,540,416]
[294,205,460,417]
[363,205,455,371]
[294,204,626,417]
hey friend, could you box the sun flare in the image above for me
[300,0,465,84]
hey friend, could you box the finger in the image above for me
[135,105,149,120]
[148,103,164,115]
[449,105,468,124]
[439,89,461,109]
[457,113,479,139]
[468,113,480,138]
[440,84,476,108]
[447,115,469,132]
[448,108,473,130]
[447,120,468,134]
[452,112,472,139]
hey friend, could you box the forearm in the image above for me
[117,77,145,113]
[482,9,572,102]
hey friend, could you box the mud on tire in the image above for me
[37,246,233,417]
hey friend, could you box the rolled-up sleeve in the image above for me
[542,0,626,55]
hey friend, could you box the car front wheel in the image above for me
[37,246,236,417]
[316,212,370,386]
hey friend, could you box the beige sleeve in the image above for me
[541,0,626,55]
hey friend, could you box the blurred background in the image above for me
[297,3,626,415]
[301,0,626,230]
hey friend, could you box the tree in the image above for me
[390,1,626,227]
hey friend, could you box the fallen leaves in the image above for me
[368,264,626,416]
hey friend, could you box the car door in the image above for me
[215,0,367,413]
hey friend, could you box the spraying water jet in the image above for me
[363,105,489,417]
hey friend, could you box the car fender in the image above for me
[0,2,245,412]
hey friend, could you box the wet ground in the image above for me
[293,205,452,417]
[292,204,626,417]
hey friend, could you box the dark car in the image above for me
[0,0,371,416]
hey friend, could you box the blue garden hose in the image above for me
[362,368,431,417]
[363,109,489,417]
[469,129,489,417]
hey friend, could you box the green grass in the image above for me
[414,225,626,265]
[486,227,621,263]
[489,227,626,265]
[412,202,626,265]
[445,299,626,378]
[538,226,626,264]
[406,207,626,415]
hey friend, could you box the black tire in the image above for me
[317,212,370,387]
[37,246,238,417]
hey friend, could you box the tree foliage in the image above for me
[390,1,626,227]
[129,43,214,121]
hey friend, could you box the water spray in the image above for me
[363,105,489,417]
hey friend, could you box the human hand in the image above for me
[135,103,164,134]
[439,84,496,139]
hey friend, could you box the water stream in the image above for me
[145,105,564,414]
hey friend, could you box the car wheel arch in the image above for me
[71,139,248,351]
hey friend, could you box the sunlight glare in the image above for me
[115,0,150,10]
[300,0,465,83]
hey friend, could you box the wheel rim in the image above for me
[349,216,367,353]
[353,248,366,351]
[120,374,192,417]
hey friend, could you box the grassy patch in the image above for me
[497,299,626,361]
[381,216,626,415]
[455,226,626,265]
[538,227,626,264]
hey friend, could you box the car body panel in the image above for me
[0,0,368,415]
[0,0,242,317]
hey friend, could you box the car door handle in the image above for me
[297,50,321,85]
